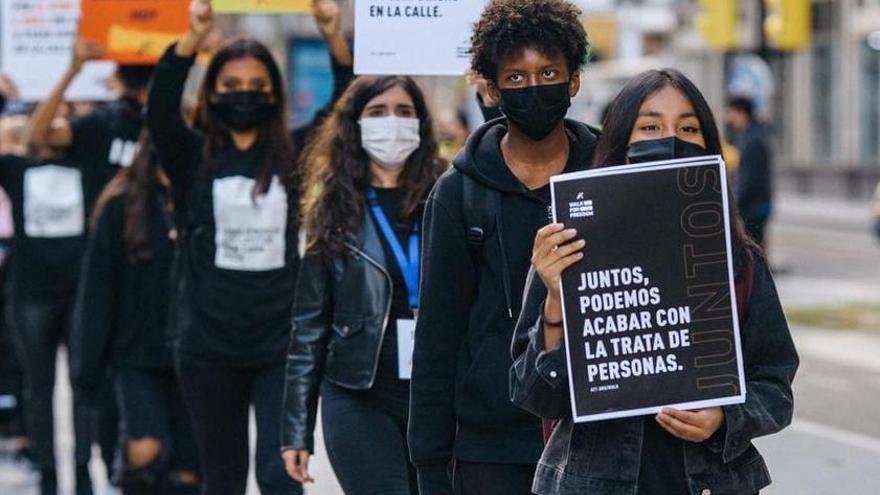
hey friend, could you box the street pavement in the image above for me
[2,191,879,494]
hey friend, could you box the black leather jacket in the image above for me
[281,214,394,452]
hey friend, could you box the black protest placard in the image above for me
[550,156,746,423]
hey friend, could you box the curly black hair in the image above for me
[471,0,590,83]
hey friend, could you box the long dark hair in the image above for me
[196,38,295,193]
[301,76,446,255]
[594,68,757,275]
[91,129,170,263]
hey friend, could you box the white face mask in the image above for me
[359,116,421,170]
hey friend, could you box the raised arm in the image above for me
[145,0,213,186]
[25,39,104,150]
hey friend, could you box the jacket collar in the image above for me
[348,211,388,271]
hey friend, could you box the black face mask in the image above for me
[499,82,571,141]
[626,136,708,164]
[210,91,274,132]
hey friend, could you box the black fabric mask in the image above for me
[210,91,274,132]
[626,136,708,164]
[499,82,571,141]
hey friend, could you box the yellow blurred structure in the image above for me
[764,0,812,51]
[696,0,738,51]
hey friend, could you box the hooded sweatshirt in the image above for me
[408,118,598,492]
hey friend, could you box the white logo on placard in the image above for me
[569,192,594,219]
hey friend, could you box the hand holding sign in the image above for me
[190,0,216,39]
[656,407,725,442]
[313,0,342,39]
[71,38,105,73]
[177,0,216,58]
[532,223,585,299]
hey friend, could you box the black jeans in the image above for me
[320,379,417,495]
[177,361,300,495]
[116,367,199,474]
[452,461,536,495]
[6,296,92,471]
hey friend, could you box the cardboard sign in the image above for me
[79,0,190,64]
[213,0,311,13]
[354,0,489,75]
[0,0,116,102]
[550,156,746,423]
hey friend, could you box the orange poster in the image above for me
[213,0,311,13]
[79,0,190,64]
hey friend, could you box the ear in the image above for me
[486,79,502,105]
[569,73,581,98]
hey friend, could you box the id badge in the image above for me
[396,319,416,380]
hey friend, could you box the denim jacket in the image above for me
[510,254,798,495]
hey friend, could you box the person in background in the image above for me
[872,180,880,241]
[725,95,773,251]
[72,130,200,495]
[146,0,351,493]
[435,110,470,163]
[0,105,112,494]
[511,69,798,495]
[408,1,597,493]
[281,75,445,494]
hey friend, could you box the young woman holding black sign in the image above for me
[280,75,445,495]
[510,69,799,495]
[145,0,351,493]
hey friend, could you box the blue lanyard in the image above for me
[368,188,420,309]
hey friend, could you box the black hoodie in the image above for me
[408,118,598,492]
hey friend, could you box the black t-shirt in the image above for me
[69,101,143,174]
[637,417,689,494]
[0,154,106,300]
[370,187,417,394]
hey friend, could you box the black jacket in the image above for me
[281,213,399,452]
[71,193,175,392]
[733,123,772,221]
[408,119,598,493]
[511,254,798,495]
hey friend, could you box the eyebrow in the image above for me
[637,111,699,119]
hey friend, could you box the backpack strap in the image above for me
[461,173,500,256]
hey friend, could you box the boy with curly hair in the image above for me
[408,1,597,493]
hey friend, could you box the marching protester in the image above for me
[28,39,152,176]
[724,95,773,251]
[71,130,200,495]
[408,1,598,493]
[146,0,351,493]
[281,75,445,494]
[510,68,799,495]
[0,117,110,494]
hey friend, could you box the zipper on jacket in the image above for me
[344,242,394,389]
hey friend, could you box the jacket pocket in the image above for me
[331,316,365,339]
[458,332,530,430]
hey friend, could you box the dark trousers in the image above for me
[453,462,536,495]
[177,361,301,495]
[6,296,92,471]
[320,380,417,495]
[0,299,23,435]
[116,367,199,474]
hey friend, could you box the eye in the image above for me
[542,70,558,79]
[639,124,660,132]
[397,108,416,118]
[366,108,387,118]
[681,126,700,134]
[508,74,525,83]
